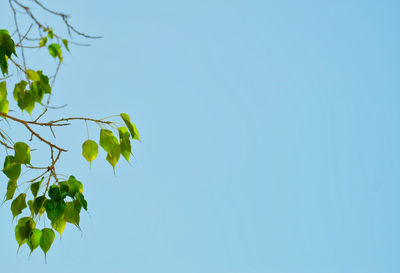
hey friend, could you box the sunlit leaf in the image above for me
[118,127,131,161]
[39,37,47,47]
[99,129,117,153]
[62,39,69,52]
[106,144,121,169]
[3,155,21,180]
[40,228,55,258]
[27,228,42,253]
[0,81,9,114]
[82,139,98,163]
[51,217,66,237]
[120,113,140,141]
[13,80,35,113]
[14,142,31,164]
[48,43,62,61]
[47,29,54,39]
[26,69,41,81]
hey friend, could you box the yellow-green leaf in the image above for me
[120,113,140,141]
[82,139,98,163]
[40,228,55,258]
[11,193,27,218]
[14,142,31,164]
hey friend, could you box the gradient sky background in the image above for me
[1,0,400,272]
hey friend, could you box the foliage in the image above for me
[0,0,139,259]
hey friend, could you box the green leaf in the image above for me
[82,139,98,163]
[27,228,42,253]
[99,129,121,169]
[0,29,16,57]
[11,193,27,218]
[30,177,43,198]
[5,179,17,201]
[65,176,83,196]
[39,37,47,47]
[48,43,62,61]
[28,200,34,216]
[3,155,21,180]
[64,200,81,226]
[106,143,121,169]
[33,195,46,215]
[44,200,65,223]
[15,217,35,248]
[99,129,118,153]
[48,185,62,202]
[120,113,140,141]
[40,228,55,258]
[0,96,9,114]
[13,80,35,113]
[76,193,87,211]
[26,69,41,81]
[51,217,66,237]
[0,46,8,75]
[47,29,54,39]
[118,127,131,161]
[14,142,31,164]
[62,39,69,52]
[0,81,9,115]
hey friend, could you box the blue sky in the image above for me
[1,0,400,272]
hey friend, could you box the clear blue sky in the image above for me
[1,0,400,272]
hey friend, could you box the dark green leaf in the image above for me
[48,185,62,202]
[0,29,16,57]
[76,193,87,211]
[11,193,27,218]
[66,176,83,196]
[33,195,46,215]
[0,46,8,75]
[30,177,43,198]
[44,200,65,222]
